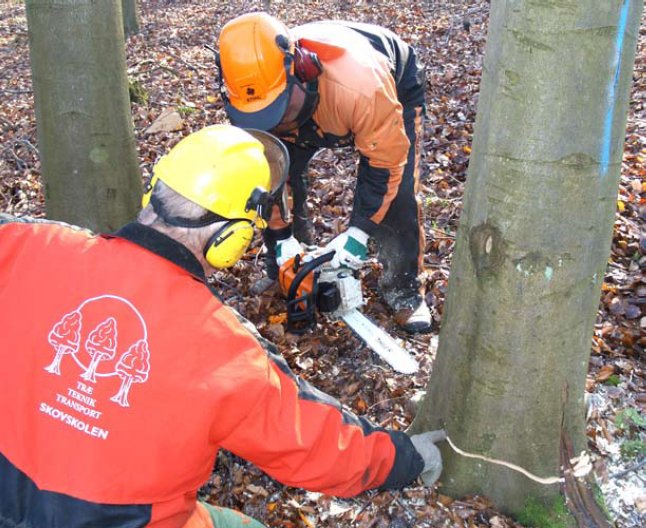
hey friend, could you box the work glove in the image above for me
[409,429,446,486]
[275,235,303,266]
[325,226,369,270]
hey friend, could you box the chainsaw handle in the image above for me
[286,250,335,305]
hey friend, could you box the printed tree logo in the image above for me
[45,311,82,375]
[110,339,150,407]
[82,317,118,383]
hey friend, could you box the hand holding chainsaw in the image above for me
[325,227,369,270]
[275,235,303,266]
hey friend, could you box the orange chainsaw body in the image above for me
[278,255,314,306]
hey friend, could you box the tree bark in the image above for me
[122,0,140,37]
[411,0,642,519]
[26,0,142,232]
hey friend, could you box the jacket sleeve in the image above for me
[0,214,93,232]
[0,213,21,225]
[217,314,423,497]
[347,76,410,235]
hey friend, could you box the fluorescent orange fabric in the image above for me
[293,23,410,224]
[0,221,422,527]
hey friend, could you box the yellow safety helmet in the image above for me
[218,12,297,130]
[142,125,289,268]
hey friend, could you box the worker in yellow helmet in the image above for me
[140,125,289,269]
[216,12,432,333]
[0,124,445,528]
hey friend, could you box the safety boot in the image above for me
[395,300,432,334]
[293,214,315,246]
[250,276,278,295]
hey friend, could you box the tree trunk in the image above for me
[26,0,142,233]
[122,0,140,37]
[411,0,642,520]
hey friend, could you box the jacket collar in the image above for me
[112,222,206,281]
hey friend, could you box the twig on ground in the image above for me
[429,227,456,239]
[13,138,37,153]
[610,457,646,479]
[159,47,201,73]
[0,89,31,94]
[350,495,373,526]
[136,65,181,77]
[208,276,243,299]
[367,395,408,412]
[394,494,418,522]
[2,146,27,169]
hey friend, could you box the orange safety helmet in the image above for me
[218,12,297,130]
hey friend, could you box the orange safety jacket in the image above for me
[283,21,425,234]
[0,218,423,528]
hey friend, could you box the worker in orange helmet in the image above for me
[216,12,431,333]
[0,125,445,528]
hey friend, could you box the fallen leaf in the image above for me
[265,323,284,340]
[354,396,368,414]
[624,304,641,319]
[595,365,615,382]
[295,356,314,370]
[608,297,625,315]
[246,484,268,497]
[144,108,184,134]
[268,313,287,325]
[298,510,315,527]
[438,494,454,507]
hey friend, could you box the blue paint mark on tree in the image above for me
[600,0,631,178]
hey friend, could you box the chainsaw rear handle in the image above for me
[286,251,335,303]
[285,251,335,334]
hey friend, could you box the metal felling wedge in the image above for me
[340,309,419,374]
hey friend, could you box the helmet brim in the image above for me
[226,88,290,131]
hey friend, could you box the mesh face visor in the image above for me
[269,81,320,136]
[245,129,290,223]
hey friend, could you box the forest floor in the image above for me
[0,1,644,527]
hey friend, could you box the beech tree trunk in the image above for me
[411,0,642,520]
[122,0,140,37]
[26,0,142,232]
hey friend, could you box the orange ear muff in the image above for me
[203,220,255,269]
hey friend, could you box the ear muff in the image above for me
[142,174,159,208]
[294,46,322,82]
[203,220,255,269]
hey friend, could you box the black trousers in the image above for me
[372,102,425,311]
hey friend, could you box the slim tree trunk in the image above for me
[122,0,140,37]
[26,0,142,232]
[411,0,642,520]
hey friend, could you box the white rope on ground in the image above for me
[446,435,593,485]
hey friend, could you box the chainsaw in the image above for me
[278,250,419,374]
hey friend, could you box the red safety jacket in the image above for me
[0,218,423,528]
